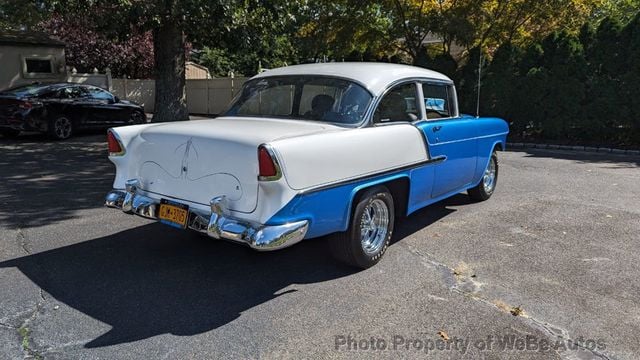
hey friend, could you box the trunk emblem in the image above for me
[176,138,198,178]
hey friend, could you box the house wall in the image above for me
[0,44,66,90]
[185,63,211,79]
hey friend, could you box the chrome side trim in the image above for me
[105,183,308,251]
[299,156,446,195]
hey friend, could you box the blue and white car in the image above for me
[105,63,508,268]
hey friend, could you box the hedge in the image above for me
[427,13,640,148]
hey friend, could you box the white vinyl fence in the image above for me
[110,77,248,115]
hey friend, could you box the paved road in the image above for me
[1,133,639,359]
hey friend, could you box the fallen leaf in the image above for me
[453,262,470,277]
[510,306,525,317]
[437,330,450,341]
[605,214,613,218]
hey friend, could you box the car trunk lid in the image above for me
[128,117,336,213]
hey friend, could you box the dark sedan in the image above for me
[0,83,145,140]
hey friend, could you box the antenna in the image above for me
[475,50,483,118]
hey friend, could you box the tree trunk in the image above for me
[151,21,189,122]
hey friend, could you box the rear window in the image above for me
[1,84,55,97]
[224,76,373,125]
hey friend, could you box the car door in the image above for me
[83,86,125,126]
[56,86,92,127]
[415,82,478,198]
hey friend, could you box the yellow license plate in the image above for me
[158,200,189,229]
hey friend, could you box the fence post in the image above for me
[207,80,211,115]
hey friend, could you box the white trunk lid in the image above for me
[127,117,333,213]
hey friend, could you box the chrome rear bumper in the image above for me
[105,179,308,251]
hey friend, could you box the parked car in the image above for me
[0,83,145,140]
[104,63,508,268]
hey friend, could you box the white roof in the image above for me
[252,62,452,96]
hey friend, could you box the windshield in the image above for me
[224,76,372,125]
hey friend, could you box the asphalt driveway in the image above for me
[1,133,639,359]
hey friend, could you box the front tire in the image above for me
[48,115,73,140]
[329,186,395,269]
[468,151,499,201]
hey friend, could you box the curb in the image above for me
[507,142,640,156]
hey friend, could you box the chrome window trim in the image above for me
[419,81,460,121]
[365,77,454,127]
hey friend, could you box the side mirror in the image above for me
[112,96,120,103]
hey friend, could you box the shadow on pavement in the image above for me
[0,223,356,347]
[513,148,640,167]
[0,195,463,348]
[0,133,112,229]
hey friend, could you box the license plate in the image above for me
[158,199,189,229]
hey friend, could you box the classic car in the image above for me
[104,63,508,268]
[0,83,145,140]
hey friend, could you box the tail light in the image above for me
[107,130,125,156]
[18,101,32,110]
[258,145,281,181]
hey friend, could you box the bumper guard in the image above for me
[105,179,308,251]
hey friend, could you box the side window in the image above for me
[87,87,114,101]
[59,87,84,99]
[422,83,455,119]
[373,83,419,123]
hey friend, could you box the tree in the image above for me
[0,0,51,30]
[38,0,267,122]
[37,14,154,78]
[294,0,393,61]
[196,2,298,76]
[481,43,521,124]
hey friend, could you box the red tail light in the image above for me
[107,130,125,156]
[258,145,279,180]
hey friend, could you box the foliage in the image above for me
[474,12,640,147]
[193,2,298,76]
[0,0,51,30]
[37,15,154,78]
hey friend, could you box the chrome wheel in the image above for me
[483,157,496,193]
[360,199,390,255]
[53,117,72,139]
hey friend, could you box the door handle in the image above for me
[432,125,442,132]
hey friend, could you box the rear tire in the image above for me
[468,151,498,201]
[329,186,395,269]
[48,115,73,140]
[0,128,20,139]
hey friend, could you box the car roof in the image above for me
[251,62,453,96]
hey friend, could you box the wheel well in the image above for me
[352,177,410,218]
[494,142,504,151]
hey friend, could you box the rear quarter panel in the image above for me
[271,124,428,191]
[471,117,509,185]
